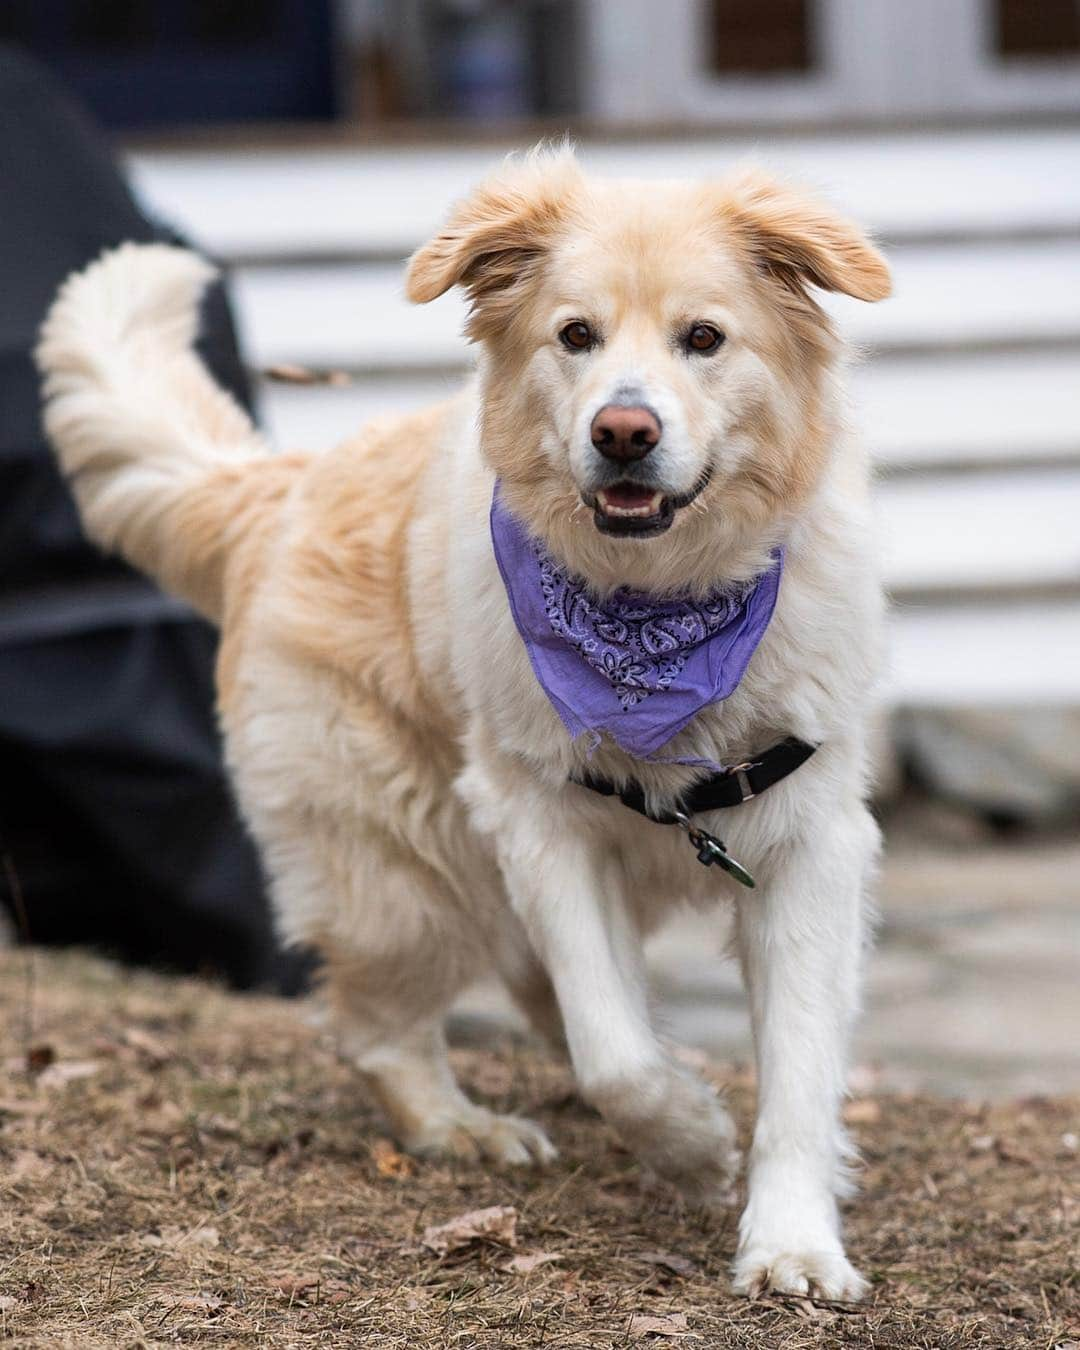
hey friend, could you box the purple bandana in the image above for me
[490,487,783,759]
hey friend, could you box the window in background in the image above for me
[707,0,813,75]
[375,0,580,123]
[995,0,1080,58]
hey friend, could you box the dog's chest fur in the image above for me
[396,387,883,905]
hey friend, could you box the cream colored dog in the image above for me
[38,148,890,1300]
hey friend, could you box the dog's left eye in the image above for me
[559,321,595,351]
[685,324,725,354]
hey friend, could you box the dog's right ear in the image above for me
[405,146,582,333]
[722,168,892,303]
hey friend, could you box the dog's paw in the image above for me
[732,1245,868,1301]
[592,1066,740,1207]
[405,1108,557,1168]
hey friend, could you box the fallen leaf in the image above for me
[25,1044,55,1074]
[122,1027,172,1066]
[0,1097,44,1117]
[4,1150,51,1182]
[628,1311,690,1339]
[371,1137,414,1179]
[504,1251,562,1273]
[171,1294,223,1313]
[200,1114,241,1139]
[264,362,321,384]
[638,1250,698,1278]
[793,1296,837,1323]
[36,1060,100,1090]
[995,1139,1035,1166]
[263,364,351,387]
[141,1224,219,1250]
[843,1098,881,1125]
[421,1205,518,1255]
[273,1274,320,1297]
[135,1095,185,1136]
[0,1295,16,1312]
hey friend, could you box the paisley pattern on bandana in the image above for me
[536,548,753,710]
[490,484,783,759]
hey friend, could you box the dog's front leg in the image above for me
[732,802,878,1301]
[474,773,739,1204]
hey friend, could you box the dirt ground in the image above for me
[0,949,1076,1349]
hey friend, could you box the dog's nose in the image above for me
[590,405,661,462]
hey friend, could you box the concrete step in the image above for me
[230,239,1080,374]
[129,126,1080,262]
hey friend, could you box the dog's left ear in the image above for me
[723,169,892,302]
[405,145,582,324]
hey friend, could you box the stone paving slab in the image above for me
[455,825,1080,1099]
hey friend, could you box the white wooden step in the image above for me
[261,375,462,448]
[831,240,1080,353]
[261,348,1080,473]
[878,468,1080,596]
[230,241,1080,374]
[128,127,1080,262]
[888,600,1080,708]
[259,376,1080,603]
[256,389,1080,710]
[852,349,1080,470]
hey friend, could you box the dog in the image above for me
[38,146,890,1299]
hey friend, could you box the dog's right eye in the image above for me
[559,321,594,351]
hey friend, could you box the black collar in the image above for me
[572,736,818,825]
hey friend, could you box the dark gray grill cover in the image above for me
[0,46,309,992]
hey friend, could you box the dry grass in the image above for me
[0,948,1076,1349]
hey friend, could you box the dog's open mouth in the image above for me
[597,484,664,518]
[586,472,710,538]
[592,484,673,536]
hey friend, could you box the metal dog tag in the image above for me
[673,811,756,889]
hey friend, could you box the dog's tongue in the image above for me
[596,484,664,517]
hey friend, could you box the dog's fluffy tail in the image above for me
[37,243,276,622]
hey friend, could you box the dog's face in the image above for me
[407,149,890,577]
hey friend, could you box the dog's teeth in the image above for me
[598,490,664,518]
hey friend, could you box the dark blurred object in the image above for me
[0,0,336,129]
[0,46,310,993]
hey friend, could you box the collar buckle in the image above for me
[733,768,755,802]
[725,760,759,803]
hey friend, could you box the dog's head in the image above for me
[407,146,890,589]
